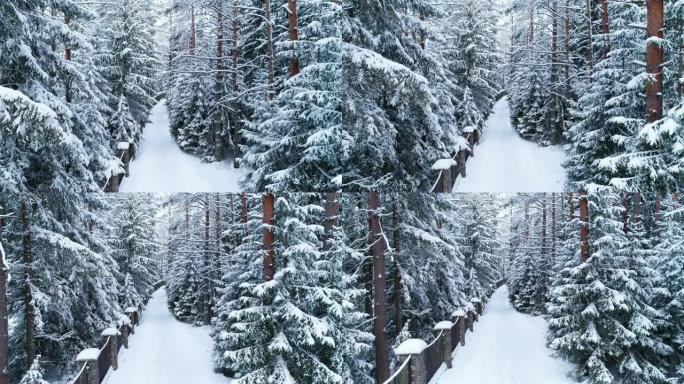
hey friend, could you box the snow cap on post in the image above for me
[431,159,457,171]
[395,339,428,355]
[470,297,481,303]
[101,327,121,337]
[434,321,454,331]
[76,348,100,362]
[451,308,466,318]
[124,307,137,314]
[116,142,131,150]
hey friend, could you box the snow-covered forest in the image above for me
[0,193,681,383]
[2,0,683,193]
[507,0,684,194]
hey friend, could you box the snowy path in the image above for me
[433,286,576,384]
[119,101,246,192]
[103,289,228,384]
[454,98,567,192]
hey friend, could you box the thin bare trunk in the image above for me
[263,194,275,281]
[645,0,664,123]
[369,192,389,383]
[0,215,8,384]
[21,202,35,369]
[263,0,275,98]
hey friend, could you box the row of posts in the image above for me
[432,131,479,193]
[104,142,134,192]
[390,297,485,384]
[74,307,139,384]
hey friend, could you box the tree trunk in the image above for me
[524,198,530,242]
[551,0,561,144]
[600,0,610,56]
[64,16,72,103]
[623,195,631,233]
[392,201,402,335]
[214,1,226,161]
[564,0,571,97]
[579,193,589,263]
[586,0,594,70]
[529,7,535,45]
[241,193,248,238]
[369,192,389,383]
[185,202,190,240]
[540,197,548,303]
[21,202,35,370]
[231,0,242,166]
[568,192,575,218]
[204,196,212,323]
[324,193,339,250]
[645,0,664,123]
[0,215,8,384]
[263,194,275,281]
[215,193,222,267]
[287,0,299,76]
[551,193,557,259]
[190,5,197,56]
[263,0,275,98]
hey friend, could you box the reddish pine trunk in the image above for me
[645,0,664,123]
[551,0,561,143]
[392,202,402,335]
[0,215,8,384]
[263,194,275,281]
[579,193,589,263]
[369,192,389,383]
[287,0,299,76]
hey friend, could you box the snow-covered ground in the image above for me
[433,286,576,384]
[119,101,246,192]
[103,289,228,384]
[454,98,567,192]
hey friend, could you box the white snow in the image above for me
[432,159,457,170]
[124,307,137,314]
[117,142,130,150]
[451,309,466,318]
[434,321,454,331]
[119,101,246,192]
[103,289,229,384]
[101,328,120,337]
[434,286,576,384]
[454,98,567,192]
[76,348,101,361]
[395,339,428,355]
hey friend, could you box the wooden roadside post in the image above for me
[102,328,120,370]
[76,349,100,384]
[432,159,457,193]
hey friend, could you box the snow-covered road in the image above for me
[103,289,228,384]
[119,101,245,192]
[433,286,576,384]
[454,98,567,192]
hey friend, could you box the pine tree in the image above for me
[97,0,159,147]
